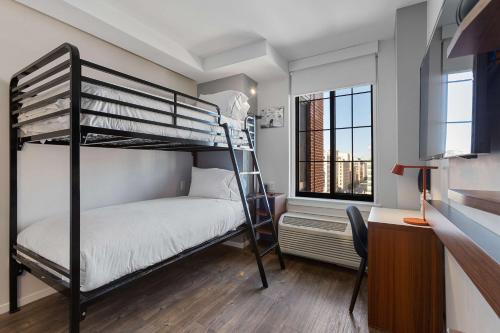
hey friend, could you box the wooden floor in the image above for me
[0,244,372,333]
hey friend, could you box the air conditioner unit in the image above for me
[278,212,360,269]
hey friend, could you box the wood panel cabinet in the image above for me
[368,208,444,333]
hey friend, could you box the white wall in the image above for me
[426,0,500,331]
[256,38,399,210]
[0,1,196,313]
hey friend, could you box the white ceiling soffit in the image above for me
[16,0,423,83]
[15,0,288,83]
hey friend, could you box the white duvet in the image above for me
[18,82,245,145]
[17,196,245,292]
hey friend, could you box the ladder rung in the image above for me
[233,146,253,151]
[254,218,272,228]
[259,243,278,257]
[240,171,260,175]
[246,193,266,201]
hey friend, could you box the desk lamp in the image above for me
[391,163,438,226]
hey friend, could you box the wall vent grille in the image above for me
[278,213,360,269]
[282,216,347,232]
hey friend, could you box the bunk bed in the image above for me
[9,43,285,332]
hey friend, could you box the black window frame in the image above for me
[295,85,374,202]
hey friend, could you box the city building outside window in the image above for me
[296,85,373,201]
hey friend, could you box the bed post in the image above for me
[9,77,20,313]
[68,44,82,333]
[192,152,198,167]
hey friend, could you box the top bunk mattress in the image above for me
[18,82,245,145]
[17,196,245,292]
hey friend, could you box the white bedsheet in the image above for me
[18,82,245,144]
[17,196,245,291]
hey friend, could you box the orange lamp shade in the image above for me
[391,163,405,176]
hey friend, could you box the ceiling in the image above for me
[17,0,424,83]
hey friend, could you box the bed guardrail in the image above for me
[8,42,258,152]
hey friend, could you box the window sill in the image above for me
[287,196,379,212]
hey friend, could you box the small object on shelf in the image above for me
[448,0,500,58]
[456,0,480,24]
[391,163,438,226]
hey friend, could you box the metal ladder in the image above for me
[222,122,285,288]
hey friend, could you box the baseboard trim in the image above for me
[223,239,250,249]
[0,287,55,315]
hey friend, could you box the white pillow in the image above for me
[199,90,250,121]
[188,167,242,201]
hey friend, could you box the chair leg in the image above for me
[349,257,367,313]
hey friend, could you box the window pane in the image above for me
[335,161,352,194]
[445,122,472,156]
[299,92,324,102]
[353,92,371,127]
[448,71,473,81]
[335,129,352,161]
[299,99,329,131]
[335,95,351,128]
[299,131,330,161]
[353,162,372,195]
[335,87,352,96]
[447,79,472,122]
[353,85,371,93]
[298,162,330,193]
[298,132,307,161]
[353,127,371,161]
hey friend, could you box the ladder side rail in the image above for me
[222,124,269,288]
[244,129,286,269]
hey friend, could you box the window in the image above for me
[296,85,373,201]
[445,71,473,156]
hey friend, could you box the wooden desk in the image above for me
[368,207,444,333]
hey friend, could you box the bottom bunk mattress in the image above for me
[17,196,245,292]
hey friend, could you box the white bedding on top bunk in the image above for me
[17,196,245,292]
[18,82,244,144]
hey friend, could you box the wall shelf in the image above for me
[447,0,500,58]
[448,189,500,216]
[426,201,500,316]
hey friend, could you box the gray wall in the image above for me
[395,2,428,209]
[375,39,398,208]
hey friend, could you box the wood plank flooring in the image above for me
[0,244,372,332]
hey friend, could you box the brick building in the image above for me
[305,98,325,192]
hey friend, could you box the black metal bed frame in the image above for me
[9,43,285,332]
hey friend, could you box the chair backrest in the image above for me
[346,206,368,259]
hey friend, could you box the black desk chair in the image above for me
[346,206,368,313]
